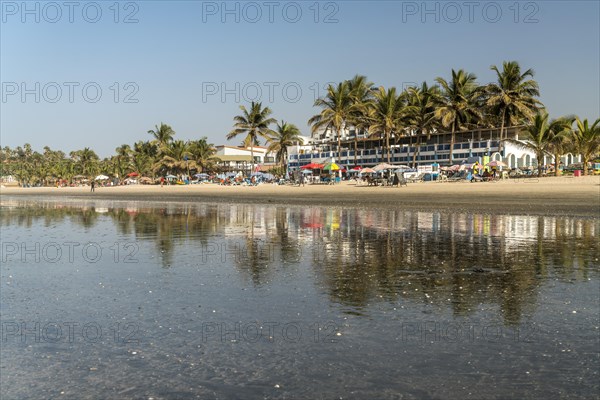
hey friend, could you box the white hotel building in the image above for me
[287,126,582,170]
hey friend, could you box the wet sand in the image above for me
[2,176,599,217]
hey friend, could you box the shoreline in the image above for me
[2,176,599,217]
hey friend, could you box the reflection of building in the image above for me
[215,145,277,172]
[287,126,583,169]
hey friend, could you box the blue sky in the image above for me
[1,0,599,157]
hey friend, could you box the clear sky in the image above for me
[1,0,599,157]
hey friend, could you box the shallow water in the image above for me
[1,198,598,399]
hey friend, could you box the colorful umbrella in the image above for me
[301,163,324,170]
[360,167,376,174]
[323,162,340,171]
[487,160,507,167]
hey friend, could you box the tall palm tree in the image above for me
[189,137,220,173]
[406,82,439,167]
[548,116,576,176]
[147,123,175,153]
[570,117,600,175]
[485,61,541,153]
[227,102,276,174]
[308,82,354,162]
[266,121,302,169]
[435,69,481,164]
[369,87,405,163]
[505,112,571,177]
[346,75,375,165]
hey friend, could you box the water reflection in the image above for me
[2,198,598,326]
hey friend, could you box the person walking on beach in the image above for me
[160,176,165,187]
[90,180,95,192]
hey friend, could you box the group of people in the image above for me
[471,162,499,182]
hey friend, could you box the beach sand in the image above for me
[2,176,599,217]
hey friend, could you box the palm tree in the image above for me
[147,123,175,153]
[70,147,99,178]
[346,75,375,165]
[485,61,541,153]
[154,140,191,176]
[548,116,576,176]
[505,112,571,177]
[406,82,439,167]
[435,69,481,164]
[308,82,354,162]
[266,121,302,169]
[369,87,405,163]
[227,102,276,174]
[189,138,220,173]
[570,117,600,175]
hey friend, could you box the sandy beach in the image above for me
[2,176,599,217]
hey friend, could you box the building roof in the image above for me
[216,145,268,153]
[217,155,253,162]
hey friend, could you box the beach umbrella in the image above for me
[251,172,264,177]
[449,164,461,171]
[95,175,109,180]
[301,163,324,170]
[323,162,340,171]
[360,167,376,174]
[216,174,227,179]
[487,160,507,167]
[165,174,177,179]
[194,173,209,178]
[373,163,395,171]
[127,172,139,177]
[262,173,275,180]
[302,170,313,175]
[351,166,362,171]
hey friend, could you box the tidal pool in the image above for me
[1,198,598,399]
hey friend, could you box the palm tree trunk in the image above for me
[554,151,561,176]
[354,133,358,166]
[449,124,456,164]
[582,156,589,175]
[385,130,390,163]
[498,110,506,156]
[250,144,254,176]
[337,128,342,163]
[412,132,421,168]
[537,151,543,177]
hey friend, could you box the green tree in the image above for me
[227,102,276,174]
[435,69,481,163]
[485,61,541,153]
[147,123,175,153]
[346,75,375,165]
[405,82,439,167]
[505,112,571,177]
[369,87,405,163]
[570,117,600,175]
[309,82,354,162]
[266,121,302,169]
[189,137,220,173]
